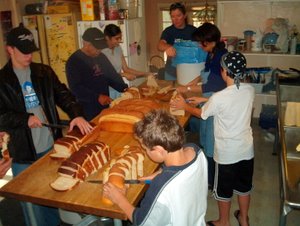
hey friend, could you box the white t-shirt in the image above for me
[201,84,255,164]
[102,46,123,73]
[133,144,208,226]
[102,46,130,99]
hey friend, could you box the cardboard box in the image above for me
[47,2,80,14]
[98,0,107,20]
[80,0,99,20]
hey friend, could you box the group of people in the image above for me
[0,2,254,226]
[0,20,149,226]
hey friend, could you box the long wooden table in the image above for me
[0,95,190,220]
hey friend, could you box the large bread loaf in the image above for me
[102,145,145,205]
[50,141,111,191]
[50,123,98,159]
[110,87,141,107]
[99,99,160,133]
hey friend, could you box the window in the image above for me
[160,3,216,60]
[161,5,216,31]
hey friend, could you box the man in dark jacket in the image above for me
[0,23,93,226]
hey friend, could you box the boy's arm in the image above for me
[103,183,135,222]
[170,95,204,118]
[139,168,162,181]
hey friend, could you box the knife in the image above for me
[87,179,151,184]
[42,123,68,129]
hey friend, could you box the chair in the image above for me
[149,55,165,80]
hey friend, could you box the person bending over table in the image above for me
[66,27,128,120]
[104,109,208,226]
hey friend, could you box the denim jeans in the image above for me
[109,86,121,99]
[11,151,60,226]
[199,91,215,187]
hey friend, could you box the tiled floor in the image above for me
[1,120,300,226]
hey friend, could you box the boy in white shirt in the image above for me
[171,51,254,226]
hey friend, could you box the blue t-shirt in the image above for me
[202,48,228,93]
[14,68,54,154]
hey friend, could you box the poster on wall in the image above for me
[0,11,13,43]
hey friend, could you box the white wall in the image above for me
[0,0,18,66]
[217,0,300,38]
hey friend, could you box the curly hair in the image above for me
[134,109,185,152]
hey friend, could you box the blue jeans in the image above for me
[188,115,200,133]
[199,91,215,186]
[109,86,121,99]
[11,151,60,226]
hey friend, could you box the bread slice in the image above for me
[1,133,10,160]
[170,91,185,116]
[50,176,79,192]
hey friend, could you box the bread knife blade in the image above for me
[42,123,67,129]
[87,179,151,184]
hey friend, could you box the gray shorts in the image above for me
[213,158,254,201]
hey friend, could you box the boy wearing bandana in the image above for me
[171,51,254,226]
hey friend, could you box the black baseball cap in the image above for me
[82,27,107,50]
[6,23,39,54]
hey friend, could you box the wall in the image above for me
[0,0,37,67]
[217,0,300,38]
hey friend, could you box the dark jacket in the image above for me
[0,60,84,163]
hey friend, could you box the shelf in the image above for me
[243,52,300,57]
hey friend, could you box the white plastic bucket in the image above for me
[177,63,204,85]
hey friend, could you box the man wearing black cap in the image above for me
[66,27,128,121]
[0,23,93,226]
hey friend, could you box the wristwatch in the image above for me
[187,86,191,91]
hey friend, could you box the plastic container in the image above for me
[244,30,254,51]
[177,63,205,85]
[119,0,138,18]
[251,31,263,52]
[290,37,297,55]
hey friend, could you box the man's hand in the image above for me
[122,72,136,81]
[176,85,188,94]
[28,115,42,128]
[165,46,176,57]
[170,94,187,110]
[98,94,112,106]
[69,117,93,135]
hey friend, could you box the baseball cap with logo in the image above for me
[82,27,107,50]
[6,23,39,54]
